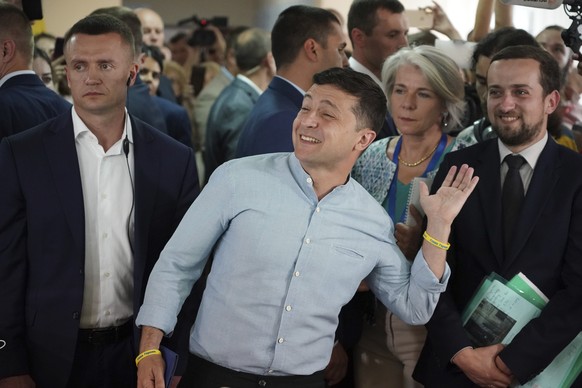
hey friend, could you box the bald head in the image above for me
[135,8,165,47]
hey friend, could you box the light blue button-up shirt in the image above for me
[136,152,449,376]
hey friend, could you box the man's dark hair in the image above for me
[271,5,339,69]
[471,27,538,70]
[89,7,142,56]
[169,31,188,44]
[0,3,33,61]
[313,67,387,135]
[490,45,560,97]
[142,44,164,71]
[347,0,404,41]
[64,14,136,59]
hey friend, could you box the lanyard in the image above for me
[386,133,448,223]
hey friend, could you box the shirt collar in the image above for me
[236,74,263,95]
[72,107,134,154]
[0,70,36,88]
[275,75,305,96]
[289,153,352,202]
[348,57,383,91]
[498,131,548,170]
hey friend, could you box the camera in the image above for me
[562,0,582,54]
[176,15,228,48]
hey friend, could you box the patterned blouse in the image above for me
[352,135,475,213]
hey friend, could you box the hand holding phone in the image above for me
[52,37,64,61]
[406,8,434,30]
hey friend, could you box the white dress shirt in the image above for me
[499,131,548,193]
[73,108,135,328]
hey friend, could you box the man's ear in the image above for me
[355,128,376,151]
[350,28,365,49]
[545,89,561,115]
[1,39,16,63]
[304,38,318,62]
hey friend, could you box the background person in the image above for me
[414,44,582,388]
[0,14,199,387]
[352,45,472,388]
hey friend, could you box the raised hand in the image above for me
[419,164,479,226]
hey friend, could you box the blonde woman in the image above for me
[352,45,473,388]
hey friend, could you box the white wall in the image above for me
[320,0,573,40]
[40,0,575,44]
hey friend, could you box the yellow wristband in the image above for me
[135,349,162,366]
[423,231,450,250]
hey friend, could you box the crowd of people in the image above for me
[1,0,582,387]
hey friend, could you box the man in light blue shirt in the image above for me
[136,67,479,388]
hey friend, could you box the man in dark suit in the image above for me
[204,27,274,182]
[0,14,199,388]
[235,5,348,158]
[0,4,71,139]
[413,45,582,387]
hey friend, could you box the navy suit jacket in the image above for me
[0,73,71,138]
[154,95,193,149]
[414,138,582,386]
[128,75,167,133]
[0,112,200,386]
[235,76,302,157]
[205,77,260,182]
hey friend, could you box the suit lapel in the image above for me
[503,139,560,269]
[132,118,158,286]
[43,114,85,256]
[475,141,504,265]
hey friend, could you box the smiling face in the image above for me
[292,83,375,174]
[390,64,444,137]
[487,58,559,150]
[65,32,138,118]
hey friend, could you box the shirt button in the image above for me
[104,272,110,278]
[285,305,292,312]
[306,177,313,184]
[102,232,108,239]
[259,380,267,387]
[305,238,311,244]
[294,271,300,277]
[105,310,111,316]
[315,207,320,213]
[72,311,80,320]
[278,337,284,344]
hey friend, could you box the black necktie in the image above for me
[502,154,526,254]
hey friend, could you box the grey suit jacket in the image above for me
[204,77,260,182]
[193,69,233,148]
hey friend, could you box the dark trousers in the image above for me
[179,353,325,388]
[66,326,136,388]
